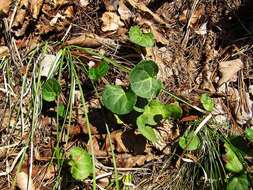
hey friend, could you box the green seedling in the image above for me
[224,143,243,173]
[227,174,249,190]
[102,60,182,142]
[200,93,214,112]
[129,25,155,47]
[42,78,61,102]
[244,128,253,143]
[68,147,93,181]
[179,131,200,151]
[88,61,109,80]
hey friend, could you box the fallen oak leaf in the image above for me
[218,59,243,85]
[101,11,124,32]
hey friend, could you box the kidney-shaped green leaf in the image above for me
[227,174,249,190]
[130,60,162,99]
[245,128,253,143]
[129,25,155,47]
[88,61,109,80]
[166,102,183,119]
[42,78,61,102]
[224,143,244,173]
[200,93,214,112]
[179,131,200,151]
[68,147,93,181]
[136,100,169,142]
[102,85,137,115]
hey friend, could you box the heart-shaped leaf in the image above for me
[129,25,155,47]
[166,102,183,119]
[68,147,93,181]
[179,131,200,151]
[244,128,253,143]
[136,100,169,142]
[42,79,61,102]
[102,85,137,115]
[88,61,109,80]
[224,143,243,173]
[200,93,214,112]
[130,60,162,99]
[227,174,249,190]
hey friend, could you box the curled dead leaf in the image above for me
[16,172,36,190]
[101,11,124,32]
[218,59,243,85]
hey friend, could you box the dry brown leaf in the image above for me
[53,0,69,6]
[16,172,36,190]
[65,33,116,47]
[19,0,29,8]
[195,22,207,36]
[102,0,119,11]
[0,0,11,14]
[179,6,205,28]
[118,0,131,20]
[14,20,30,37]
[101,11,124,32]
[13,9,27,27]
[87,136,107,156]
[79,0,89,7]
[200,63,216,92]
[40,54,56,77]
[126,0,169,26]
[154,120,179,154]
[0,46,9,58]
[218,59,243,85]
[30,0,43,19]
[105,131,127,153]
[65,6,74,18]
[116,153,154,168]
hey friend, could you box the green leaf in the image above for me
[130,60,162,99]
[136,100,169,142]
[138,124,157,143]
[88,61,109,80]
[200,93,214,112]
[56,104,65,117]
[102,85,137,115]
[42,79,61,102]
[179,131,200,151]
[129,25,155,47]
[245,128,253,143]
[68,147,93,181]
[224,143,243,173]
[227,174,249,190]
[166,102,183,119]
